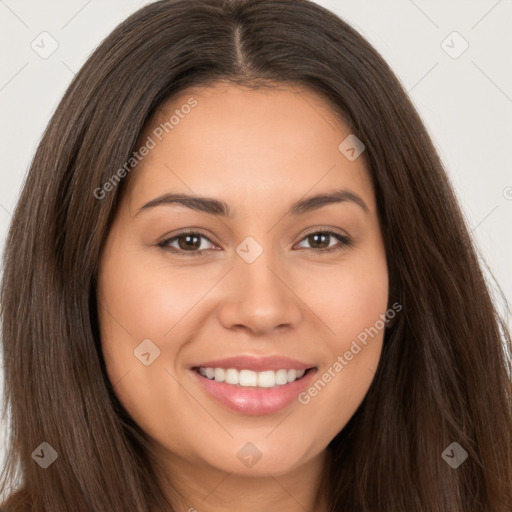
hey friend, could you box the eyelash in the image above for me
[157,229,352,257]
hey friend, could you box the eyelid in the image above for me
[157,228,218,252]
[294,228,352,252]
[157,227,352,256]
[298,226,349,240]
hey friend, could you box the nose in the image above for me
[217,249,303,336]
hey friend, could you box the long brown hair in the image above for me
[1,1,511,510]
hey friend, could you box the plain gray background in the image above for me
[1,0,511,477]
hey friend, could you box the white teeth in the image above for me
[258,370,275,387]
[239,369,257,386]
[225,368,239,385]
[275,369,288,385]
[197,367,308,387]
[214,368,225,382]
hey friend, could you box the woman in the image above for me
[1,0,511,511]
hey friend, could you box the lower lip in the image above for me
[191,368,318,415]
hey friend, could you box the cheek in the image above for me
[98,247,209,344]
[96,245,194,400]
[299,245,388,345]
[96,249,200,440]
[293,242,388,431]
[332,263,388,344]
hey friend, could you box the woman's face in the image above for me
[97,83,388,478]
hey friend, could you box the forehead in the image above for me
[125,83,373,213]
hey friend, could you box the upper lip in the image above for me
[191,355,316,372]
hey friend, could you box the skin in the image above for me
[97,82,389,512]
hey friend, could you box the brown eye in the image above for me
[306,232,331,249]
[296,230,352,253]
[176,234,202,251]
[158,232,216,256]
[158,229,351,257]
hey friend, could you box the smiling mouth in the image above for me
[192,366,315,388]
[191,364,319,415]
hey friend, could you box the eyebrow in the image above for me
[135,188,369,217]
